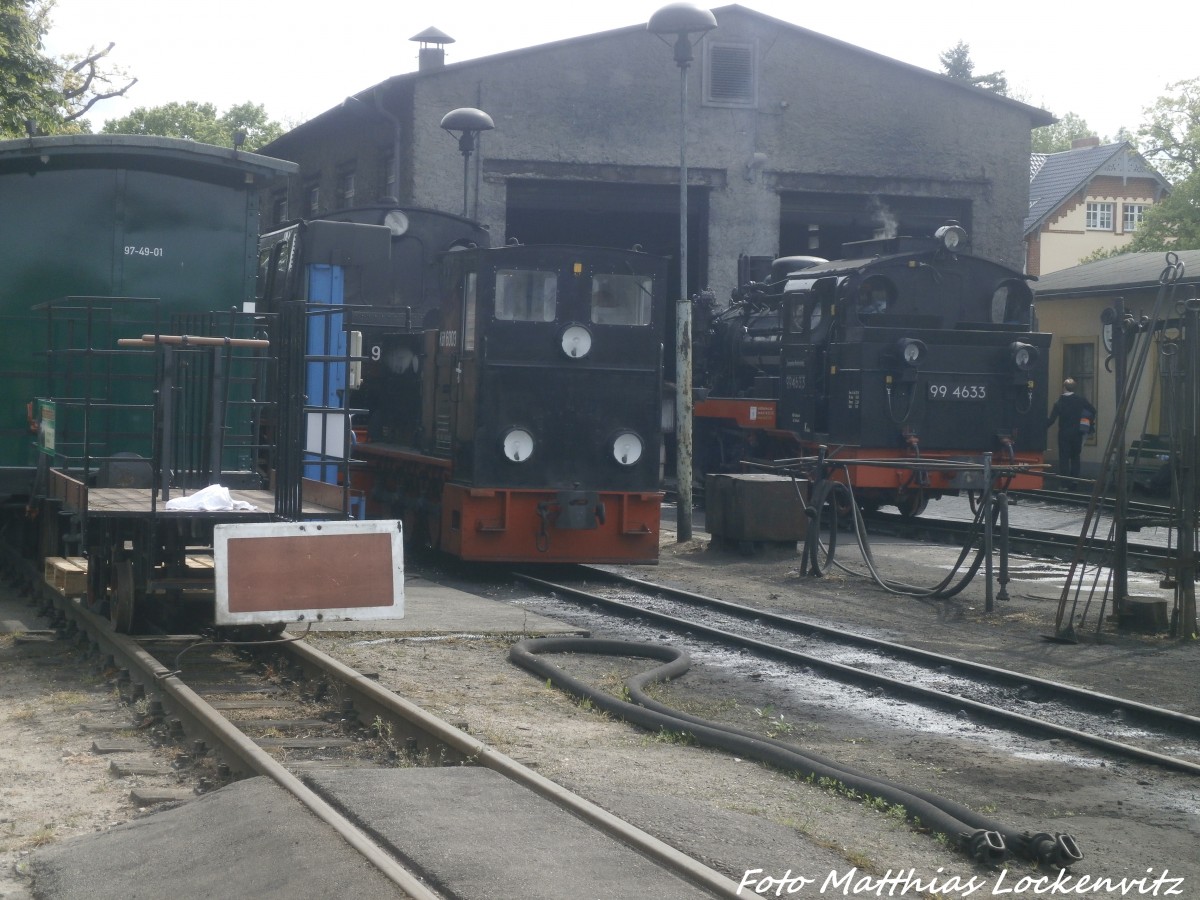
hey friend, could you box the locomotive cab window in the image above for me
[991,278,1034,326]
[591,273,653,326]
[855,275,895,320]
[495,269,557,322]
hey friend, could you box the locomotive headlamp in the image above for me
[612,431,644,466]
[894,337,927,367]
[502,428,535,462]
[934,223,967,251]
[561,324,592,359]
[1009,341,1038,371]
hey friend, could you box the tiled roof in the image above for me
[1025,142,1131,236]
[1033,250,1200,299]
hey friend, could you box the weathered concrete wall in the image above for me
[264,8,1045,300]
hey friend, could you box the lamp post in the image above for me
[439,107,495,218]
[648,2,716,543]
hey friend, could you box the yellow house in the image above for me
[1025,139,1171,277]
[1033,250,1200,480]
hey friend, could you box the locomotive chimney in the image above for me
[411,27,455,72]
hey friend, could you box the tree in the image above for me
[1031,112,1102,154]
[0,0,59,135]
[0,0,135,136]
[938,41,1008,96]
[1138,77,1200,184]
[101,101,284,151]
[1125,169,1200,251]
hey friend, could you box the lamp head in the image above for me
[647,3,717,67]
[440,107,495,156]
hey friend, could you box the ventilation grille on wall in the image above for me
[706,43,755,105]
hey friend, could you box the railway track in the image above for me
[513,567,1200,780]
[30,587,743,899]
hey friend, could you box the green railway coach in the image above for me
[0,135,296,500]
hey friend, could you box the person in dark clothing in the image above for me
[1046,378,1097,485]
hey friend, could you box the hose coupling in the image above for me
[965,829,1007,865]
[1024,832,1084,867]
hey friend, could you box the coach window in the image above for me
[495,269,557,322]
[591,273,652,326]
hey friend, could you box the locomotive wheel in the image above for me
[111,559,137,634]
[895,490,928,519]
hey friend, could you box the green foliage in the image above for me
[1126,169,1200,251]
[1138,77,1200,183]
[938,41,1008,96]
[1032,112,1101,154]
[0,0,135,136]
[101,100,284,150]
[0,0,60,136]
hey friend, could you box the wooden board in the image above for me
[213,519,403,626]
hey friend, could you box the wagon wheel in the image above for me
[111,558,137,634]
[895,489,928,519]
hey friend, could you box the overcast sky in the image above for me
[43,0,1196,144]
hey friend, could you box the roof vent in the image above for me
[411,27,455,72]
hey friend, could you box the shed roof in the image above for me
[265,4,1055,154]
[1033,250,1200,299]
[1024,142,1172,236]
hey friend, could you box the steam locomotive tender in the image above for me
[695,224,1050,515]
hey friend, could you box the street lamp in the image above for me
[648,2,716,543]
[440,107,495,218]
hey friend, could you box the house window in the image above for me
[1063,341,1097,444]
[271,193,288,226]
[1085,202,1114,230]
[305,182,321,217]
[381,151,396,199]
[336,169,356,209]
[1124,203,1146,232]
[705,42,756,106]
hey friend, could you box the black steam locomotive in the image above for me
[695,224,1050,514]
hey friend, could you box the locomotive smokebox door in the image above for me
[214,519,404,626]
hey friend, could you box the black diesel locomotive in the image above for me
[257,222,668,563]
[695,224,1050,514]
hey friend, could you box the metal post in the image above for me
[1175,300,1199,637]
[649,3,716,544]
[461,147,471,218]
[983,452,994,612]
[1112,299,1130,618]
[675,47,693,542]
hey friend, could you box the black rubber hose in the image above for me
[509,637,1081,866]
